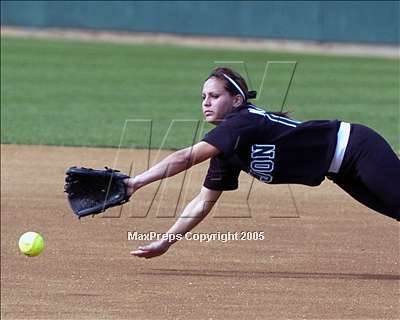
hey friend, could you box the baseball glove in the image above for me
[64,166,131,218]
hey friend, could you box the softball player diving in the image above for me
[125,67,400,259]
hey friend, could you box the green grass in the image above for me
[1,36,399,150]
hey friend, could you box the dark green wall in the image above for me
[1,1,399,44]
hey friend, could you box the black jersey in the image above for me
[202,104,340,190]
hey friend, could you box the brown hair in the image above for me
[207,66,289,118]
[206,67,257,102]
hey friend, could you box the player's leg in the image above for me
[335,177,398,220]
[352,125,400,213]
[334,124,400,220]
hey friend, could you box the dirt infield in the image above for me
[1,144,399,320]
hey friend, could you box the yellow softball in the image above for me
[18,232,45,257]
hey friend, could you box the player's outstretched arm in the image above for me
[131,187,222,259]
[125,141,219,195]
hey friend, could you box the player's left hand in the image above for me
[124,177,138,197]
[131,239,171,259]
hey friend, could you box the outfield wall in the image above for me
[1,1,399,45]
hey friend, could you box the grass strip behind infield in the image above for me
[1,36,399,150]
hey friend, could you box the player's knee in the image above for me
[385,197,400,211]
[379,191,400,212]
[382,205,400,221]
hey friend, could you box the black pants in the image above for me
[329,124,400,220]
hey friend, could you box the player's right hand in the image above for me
[130,239,171,259]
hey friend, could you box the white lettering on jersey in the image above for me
[250,144,275,183]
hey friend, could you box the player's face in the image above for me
[201,77,241,125]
